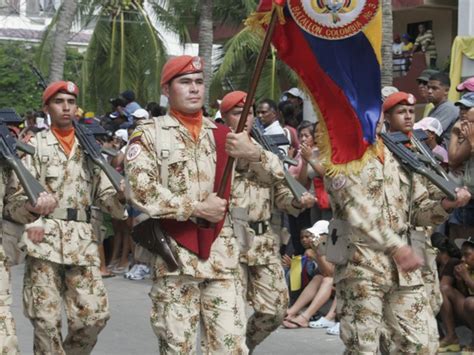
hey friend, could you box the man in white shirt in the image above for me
[256,98,289,155]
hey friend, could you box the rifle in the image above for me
[251,123,308,200]
[0,117,44,205]
[380,131,457,200]
[73,120,123,192]
[78,122,118,157]
[30,64,48,90]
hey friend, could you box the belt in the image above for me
[248,221,268,236]
[47,208,91,223]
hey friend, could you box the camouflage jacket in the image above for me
[231,148,301,265]
[8,130,126,266]
[125,114,239,279]
[325,143,448,286]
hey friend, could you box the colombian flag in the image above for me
[251,0,382,174]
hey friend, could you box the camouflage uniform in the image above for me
[0,165,45,355]
[11,130,126,355]
[325,143,448,354]
[125,114,247,354]
[0,170,20,354]
[231,147,301,351]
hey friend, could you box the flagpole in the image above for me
[217,8,279,197]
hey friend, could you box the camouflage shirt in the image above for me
[325,143,448,286]
[231,148,301,265]
[125,114,239,279]
[8,130,126,267]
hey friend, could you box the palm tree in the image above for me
[80,0,167,111]
[381,0,393,87]
[211,26,299,104]
[198,0,213,105]
[38,0,169,112]
[48,0,78,82]
[152,0,257,106]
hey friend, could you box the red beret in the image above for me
[220,91,247,114]
[382,91,416,112]
[43,81,79,105]
[160,55,203,86]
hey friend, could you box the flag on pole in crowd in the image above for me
[248,0,382,174]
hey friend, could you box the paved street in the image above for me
[10,264,344,355]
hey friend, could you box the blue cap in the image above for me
[455,92,474,108]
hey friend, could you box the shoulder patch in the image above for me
[331,174,346,191]
[126,143,142,161]
[128,130,143,145]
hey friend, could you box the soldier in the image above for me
[220,91,315,352]
[382,91,444,353]
[0,172,56,354]
[324,108,471,353]
[125,56,252,354]
[15,81,127,354]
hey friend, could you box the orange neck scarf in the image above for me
[51,126,75,156]
[170,109,203,141]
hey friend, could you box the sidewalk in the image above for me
[10,264,343,354]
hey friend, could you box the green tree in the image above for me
[211,26,299,104]
[48,0,79,82]
[0,42,83,115]
[152,0,257,105]
[0,42,44,114]
[38,0,168,113]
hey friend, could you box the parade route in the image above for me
[11,264,344,355]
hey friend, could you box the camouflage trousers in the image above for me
[0,246,19,355]
[23,257,110,355]
[337,275,432,354]
[240,263,288,352]
[149,275,248,354]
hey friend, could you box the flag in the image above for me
[252,0,382,174]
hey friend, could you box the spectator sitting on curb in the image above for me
[283,220,335,329]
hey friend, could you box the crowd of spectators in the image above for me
[393,23,438,77]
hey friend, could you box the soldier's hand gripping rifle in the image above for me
[0,114,44,205]
[251,123,308,200]
[380,131,457,200]
[73,120,123,192]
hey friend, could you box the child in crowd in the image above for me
[282,220,337,329]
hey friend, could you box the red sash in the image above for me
[159,123,232,260]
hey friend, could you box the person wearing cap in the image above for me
[220,91,315,350]
[438,237,474,353]
[125,56,260,354]
[448,92,474,170]
[15,80,127,354]
[118,90,141,128]
[282,220,336,330]
[416,68,439,117]
[325,100,471,353]
[457,76,474,94]
[448,93,474,241]
[132,108,149,121]
[0,124,57,353]
[414,117,448,163]
[282,88,304,125]
[426,72,459,142]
